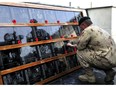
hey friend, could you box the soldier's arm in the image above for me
[77,29,91,50]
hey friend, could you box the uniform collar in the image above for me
[84,24,93,30]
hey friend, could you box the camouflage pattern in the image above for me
[75,25,116,69]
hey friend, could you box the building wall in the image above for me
[87,8,112,34]
[111,8,116,42]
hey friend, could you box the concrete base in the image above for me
[48,68,116,85]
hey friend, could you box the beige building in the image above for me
[86,6,116,42]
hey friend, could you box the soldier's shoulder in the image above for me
[90,25,101,30]
[84,25,96,32]
[87,25,102,32]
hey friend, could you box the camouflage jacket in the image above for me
[75,25,116,66]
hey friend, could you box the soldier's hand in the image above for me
[67,43,77,47]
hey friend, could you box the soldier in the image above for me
[67,17,116,83]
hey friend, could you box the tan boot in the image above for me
[78,68,96,83]
[104,69,116,82]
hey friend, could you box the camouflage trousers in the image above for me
[77,49,114,70]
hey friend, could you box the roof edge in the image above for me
[85,6,116,10]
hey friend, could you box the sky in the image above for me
[1,0,116,8]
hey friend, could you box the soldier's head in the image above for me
[79,17,93,30]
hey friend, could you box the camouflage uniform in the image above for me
[75,25,116,70]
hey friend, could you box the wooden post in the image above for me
[0,73,3,84]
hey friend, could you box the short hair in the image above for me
[84,19,93,25]
[79,17,91,25]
